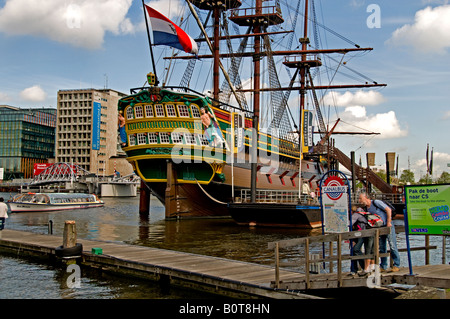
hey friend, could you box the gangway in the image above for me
[313,145,393,194]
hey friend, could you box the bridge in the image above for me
[21,162,140,196]
[28,163,139,186]
[29,162,91,186]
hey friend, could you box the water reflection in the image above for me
[3,192,448,272]
[4,192,319,266]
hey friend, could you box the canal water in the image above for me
[0,192,448,299]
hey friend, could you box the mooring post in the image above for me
[48,220,53,235]
[139,179,150,216]
[63,220,77,249]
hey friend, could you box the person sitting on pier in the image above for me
[358,193,400,272]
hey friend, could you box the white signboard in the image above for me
[0,168,3,180]
[321,175,350,233]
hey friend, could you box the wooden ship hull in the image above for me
[227,203,322,228]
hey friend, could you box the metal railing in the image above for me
[239,189,316,204]
[268,227,392,289]
[238,189,405,205]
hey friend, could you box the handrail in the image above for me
[268,227,392,289]
[239,189,405,205]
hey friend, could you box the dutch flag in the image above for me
[145,5,198,55]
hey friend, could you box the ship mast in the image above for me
[299,0,309,114]
[184,0,387,200]
[250,0,262,203]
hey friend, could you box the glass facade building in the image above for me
[0,105,56,179]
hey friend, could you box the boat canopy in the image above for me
[12,193,99,204]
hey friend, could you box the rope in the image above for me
[195,179,227,205]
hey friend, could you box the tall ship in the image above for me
[118,0,389,222]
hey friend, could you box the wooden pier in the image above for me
[0,229,317,299]
[1,228,449,299]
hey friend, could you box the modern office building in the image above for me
[56,88,132,176]
[0,105,56,179]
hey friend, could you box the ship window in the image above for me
[126,107,134,120]
[177,105,190,117]
[128,134,136,146]
[166,104,177,117]
[145,105,154,117]
[155,104,165,117]
[147,133,158,144]
[159,133,170,144]
[137,133,147,145]
[191,105,200,118]
[184,133,196,145]
[171,132,183,144]
[197,134,210,146]
[135,105,144,118]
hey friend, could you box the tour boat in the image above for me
[8,193,104,213]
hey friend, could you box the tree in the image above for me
[437,171,450,184]
[418,175,433,184]
[399,169,415,185]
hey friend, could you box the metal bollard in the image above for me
[48,220,53,235]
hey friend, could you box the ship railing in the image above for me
[350,192,405,206]
[238,189,405,206]
[128,86,254,118]
[229,5,282,19]
[238,189,315,204]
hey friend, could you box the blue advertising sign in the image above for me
[92,101,101,150]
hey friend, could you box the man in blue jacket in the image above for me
[359,192,400,272]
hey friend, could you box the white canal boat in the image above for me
[8,193,104,213]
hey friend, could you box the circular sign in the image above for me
[323,176,345,200]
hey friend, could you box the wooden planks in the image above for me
[0,229,316,299]
[3,229,449,297]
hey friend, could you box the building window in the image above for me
[166,104,177,117]
[135,105,143,118]
[191,105,201,118]
[159,133,170,144]
[177,105,190,117]
[171,132,183,144]
[155,104,165,117]
[145,105,154,117]
[126,107,134,120]
[147,133,158,144]
[129,134,136,146]
[184,133,196,145]
[137,133,147,145]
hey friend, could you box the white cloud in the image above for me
[387,5,450,54]
[322,90,385,107]
[413,151,450,178]
[148,0,185,20]
[0,92,11,102]
[319,90,407,139]
[444,110,450,119]
[338,107,408,139]
[20,85,47,102]
[0,0,134,49]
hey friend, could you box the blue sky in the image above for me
[0,0,449,181]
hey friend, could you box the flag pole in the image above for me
[142,0,159,86]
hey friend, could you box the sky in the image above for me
[0,0,449,182]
